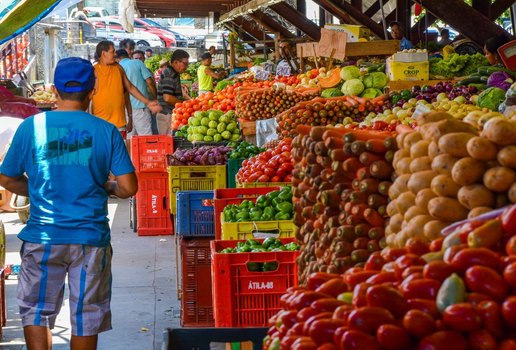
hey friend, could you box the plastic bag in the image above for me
[256,118,278,147]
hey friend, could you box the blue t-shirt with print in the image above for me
[0,111,135,246]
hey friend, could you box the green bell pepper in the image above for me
[235,245,252,253]
[262,262,278,272]
[275,212,290,220]
[266,190,280,200]
[220,248,234,253]
[249,207,263,221]
[224,207,236,222]
[276,201,292,214]
[245,239,261,247]
[240,200,254,209]
[235,211,249,222]
[277,189,292,202]
[262,207,275,221]
[256,195,271,209]
[262,237,278,249]
[251,247,267,253]
[284,242,300,251]
[400,89,412,101]
[247,262,262,272]
[270,246,286,252]
[391,94,402,105]
[271,197,285,209]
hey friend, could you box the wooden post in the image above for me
[274,33,280,62]
[229,40,236,70]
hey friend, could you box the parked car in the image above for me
[188,35,206,48]
[91,18,164,48]
[138,18,187,47]
[69,6,110,19]
[204,31,229,50]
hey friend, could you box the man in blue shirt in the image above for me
[390,21,413,50]
[117,49,156,136]
[0,57,137,350]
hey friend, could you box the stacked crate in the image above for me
[130,136,174,236]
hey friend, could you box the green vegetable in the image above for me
[276,201,292,214]
[284,242,300,251]
[275,212,290,220]
[341,78,365,96]
[321,88,343,98]
[362,72,388,89]
[235,211,249,221]
[436,273,466,314]
[429,53,488,79]
[262,237,278,249]
[360,88,382,98]
[477,87,506,111]
[262,262,278,272]
[249,207,263,221]
[340,65,361,81]
[247,262,262,271]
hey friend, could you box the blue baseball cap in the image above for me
[54,57,95,93]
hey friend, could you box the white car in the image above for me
[204,31,229,50]
[92,18,164,48]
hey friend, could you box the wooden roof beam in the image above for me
[269,2,321,40]
[491,0,514,19]
[249,9,296,38]
[232,17,275,47]
[364,0,380,17]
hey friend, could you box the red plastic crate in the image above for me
[213,187,279,239]
[180,237,214,327]
[136,172,173,236]
[211,238,299,328]
[131,135,173,173]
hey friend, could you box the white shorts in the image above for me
[128,108,153,137]
[156,112,171,136]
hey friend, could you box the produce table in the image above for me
[387,80,455,91]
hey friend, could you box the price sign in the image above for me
[255,70,270,81]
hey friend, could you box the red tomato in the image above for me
[465,266,508,301]
[502,296,516,329]
[406,298,441,319]
[315,277,348,297]
[365,284,408,319]
[503,261,516,288]
[352,283,371,308]
[309,318,346,345]
[401,266,424,280]
[280,335,304,350]
[443,303,483,332]
[291,337,318,350]
[500,339,516,350]
[347,306,395,335]
[477,300,504,339]
[419,331,468,350]
[467,293,495,306]
[423,261,455,283]
[381,247,408,262]
[340,330,379,350]
[311,298,348,313]
[376,324,411,350]
[400,278,441,300]
[303,312,334,335]
[316,343,336,350]
[507,236,516,256]
[365,271,397,285]
[290,292,333,311]
[429,237,444,252]
[364,251,386,271]
[443,244,468,264]
[467,329,497,350]
[332,304,353,321]
[278,310,298,329]
[501,205,516,234]
[289,322,306,336]
[333,326,349,349]
[405,238,430,256]
[306,272,340,291]
[345,271,377,289]
[450,248,500,272]
[402,309,436,338]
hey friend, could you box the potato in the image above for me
[396,132,408,150]
[385,225,394,237]
[396,191,416,215]
[428,141,440,159]
[432,154,459,175]
[468,207,494,219]
[467,136,498,161]
[408,170,438,195]
[410,156,432,173]
[497,145,516,169]
[438,132,476,158]
[404,206,428,222]
[415,188,437,210]
[414,111,454,126]
[393,149,410,166]
[495,193,510,208]
[389,213,404,232]
[457,184,495,210]
[483,166,516,192]
[431,174,460,197]
[420,119,478,142]
[428,197,469,222]
[396,157,412,175]
[406,215,434,238]
[403,131,423,150]
[481,117,516,146]
[424,220,448,241]
[410,140,430,158]
[386,200,399,216]
[451,157,486,186]
[510,182,516,203]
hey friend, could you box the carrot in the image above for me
[351,204,369,217]
[344,201,353,214]
[367,194,388,209]
[314,142,328,156]
[366,139,388,154]
[325,137,345,150]
[343,157,362,173]
[350,95,367,105]
[364,208,385,227]
[377,181,392,196]
[296,125,312,136]
[346,214,365,226]
[352,178,361,191]
[321,190,340,207]
[359,178,379,194]
[345,96,358,107]
[351,141,367,155]
[371,94,388,105]
[384,150,395,163]
[355,223,372,237]
[368,226,385,240]
[384,136,398,151]
[370,160,394,180]
[349,191,367,204]
[396,123,414,134]
[330,149,348,162]
[310,126,327,141]
[359,152,384,166]
[331,160,342,172]
[323,129,348,140]
[343,130,393,143]
[356,167,371,181]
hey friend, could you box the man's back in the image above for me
[119,58,152,109]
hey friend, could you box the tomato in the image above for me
[467,293,495,306]
[315,277,348,297]
[347,306,395,334]
[503,261,516,288]
[309,318,346,345]
[352,282,371,308]
[288,322,306,336]
[450,248,500,272]
[364,251,386,271]
[402,309,436,338]
[477,300,504,339]
[502,296,516,329]
[423,261,455,283]
[381,247,407,262]
[345,271,377,289]
[311,298,348,313]
[376,324,411,350]
[507,235,516,256]
[291,337,317,350]
[501,205,516,234]
[401,265,424,280]
[366,284,408,319]
[332,304,353,321]
[465,266,508,301]
[429,237,444,252]
[316,343,336,350]
[365,271,397,285]
[443,244,468,264]
[291,292,333,311]
[406,238,430,256]
[280,335,304,350]
[303,312,334,335]
[500,339,516,350]
[443,303,483,332]
[306,272,340,291]
[400,278,441,300]
[467,329,497,350]
[333,326,348,350]
[406,299,440,319]
[340,330,379,350]
[419,331,468,350]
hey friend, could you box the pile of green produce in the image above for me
[181,61,202,81]
[174,125,188,138]
[223,187,293,222]
[228,141,265,160]
[338,65,387,98]
[218,238,300,257]
[187,110,241,142]
[429,52,488,79]
[144,52,172,73]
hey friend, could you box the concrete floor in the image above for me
[0,198,180,350]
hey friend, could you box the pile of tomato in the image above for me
[274,75,302,86]
[264,205,516,350]
[236,138,293,184]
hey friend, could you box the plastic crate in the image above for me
[163,327,268,350]
[213,187,280,240]
[180,237,214,327]
[220,216,296,241]
[227,158,243,189]
[131,135,173,173]
[168,165,226,215]
[136,173,173,236]
[211,238,299,328]
[176,191,215,237]
[237,182,291,188]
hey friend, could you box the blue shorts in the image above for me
[17,242,113,336]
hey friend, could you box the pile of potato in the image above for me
[386,111,516,248]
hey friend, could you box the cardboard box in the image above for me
[394,51,428,63]
[324,24,370,42]
[387,58,429,81]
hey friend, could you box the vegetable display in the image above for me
[236,138,293,183]
[186,109,241,142]
[223,187,293,222]
[218,237,300,255]
[228,141,264,160]
[429,53,488,79]
[166,146,232,166]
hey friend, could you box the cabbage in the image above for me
[321,88,343,98]
[363,72,388,89]
[361,88,383,98]
[341,79,365,96]
[487,72,513,91]
[340,66,361,81]
[477,87,506,111]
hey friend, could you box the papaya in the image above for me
[318,68,342,89]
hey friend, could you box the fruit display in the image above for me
[317,66,388,99]
[31,90,57,104]
[292,127,396,283]
[392,82,480,106]
[218,238,300,255]
[228,141,264,160]
[166,145,233,166]
[264,204,516,350]
[223,187,293,222]
[236,138,293,183]
[186,109,241,142]
[429,53,489,79]
[386,112,516,248]
[235,86,320,121]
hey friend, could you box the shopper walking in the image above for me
[92,41,161,138]
[156,49,190,135]
[197,52,227,95]
[0,57,138,350]
[118,49,157,136]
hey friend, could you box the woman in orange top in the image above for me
[92,41,161,138]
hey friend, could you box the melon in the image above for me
[318,68,342,89]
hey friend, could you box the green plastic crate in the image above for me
[227,158,243,189]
